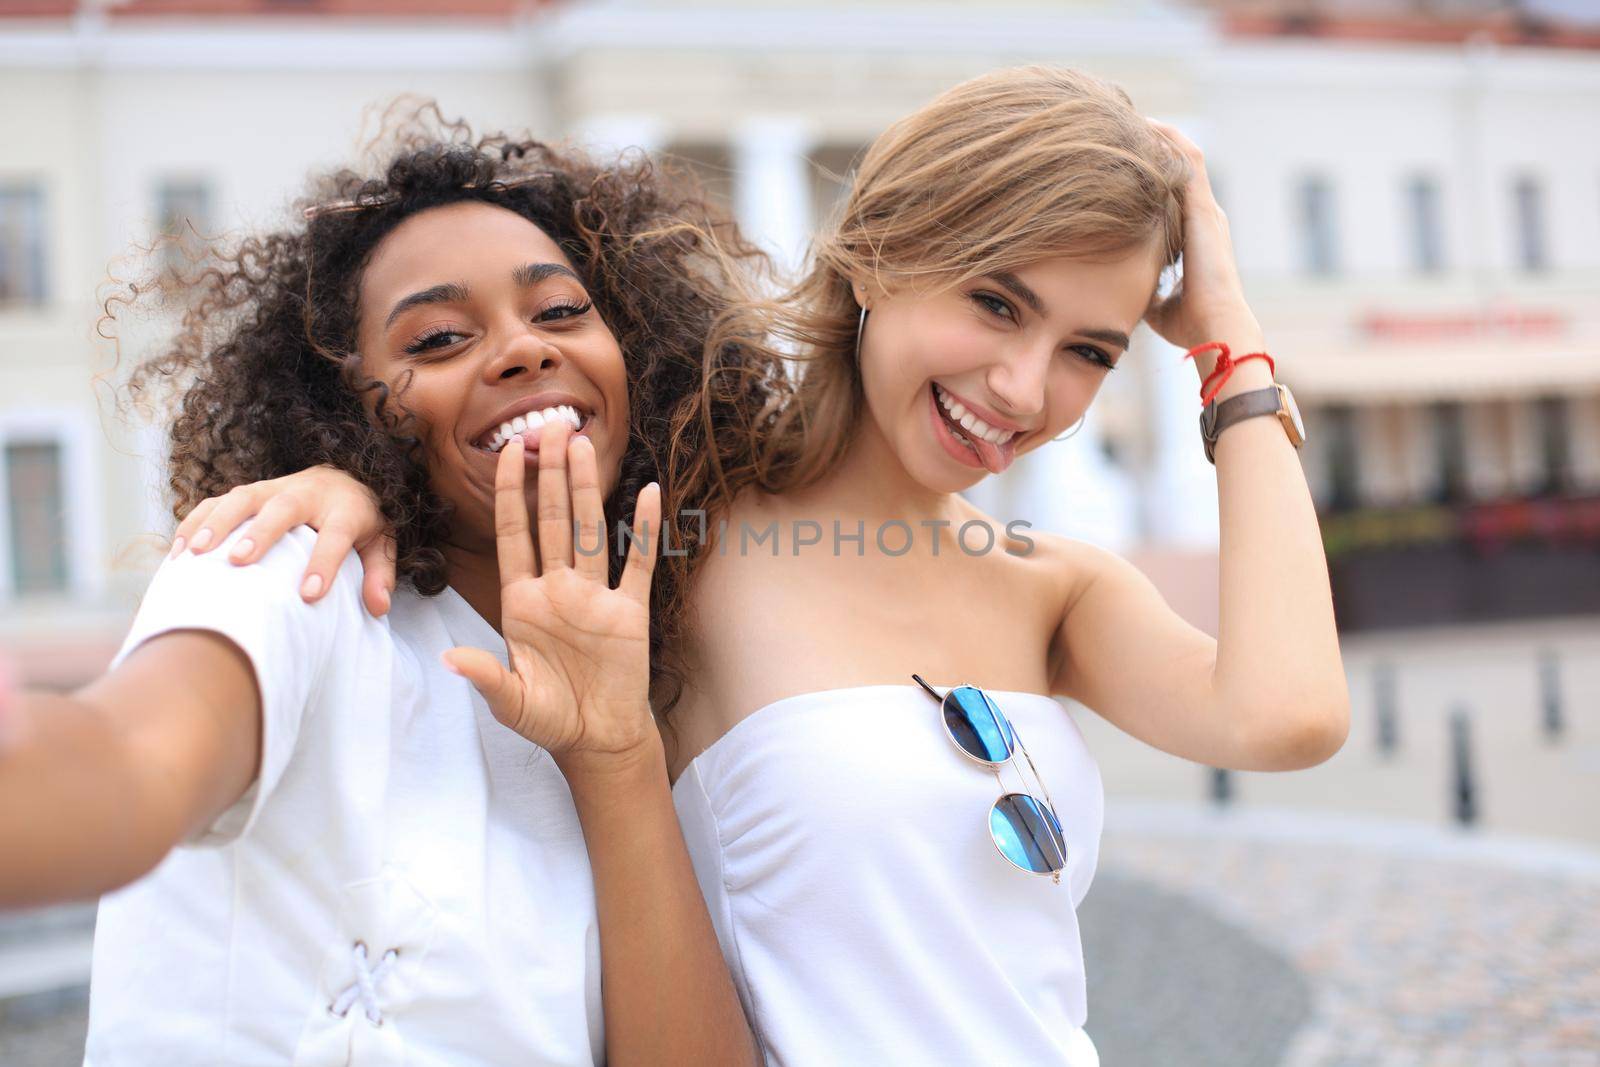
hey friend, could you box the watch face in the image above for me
[1278,385,1306,443]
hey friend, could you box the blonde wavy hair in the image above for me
[673,64,1193,526]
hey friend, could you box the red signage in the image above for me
[1358,308,1568,342]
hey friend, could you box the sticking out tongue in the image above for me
[969,430,1015,475]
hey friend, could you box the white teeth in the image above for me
[484,404,591,452]
[934,383,1017,447]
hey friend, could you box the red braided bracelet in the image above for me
[1183,342,1276,406]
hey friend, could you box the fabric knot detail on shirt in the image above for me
[329,942,399,1026]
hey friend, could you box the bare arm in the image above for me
[442,418,756,1066]
[1049,122,1348,773]
[558,745,757,1066]
[0,632,261,908]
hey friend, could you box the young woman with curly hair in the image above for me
[0,122,769,1066]
[148,67,1349,1064]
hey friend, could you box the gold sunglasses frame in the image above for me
[302,171,556,221]
[912,674,1068,885]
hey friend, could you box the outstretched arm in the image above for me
[0,632,261,908]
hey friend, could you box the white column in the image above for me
[1139,329,1219,548]
[1140,113,1221,550]
[732,116,813,278]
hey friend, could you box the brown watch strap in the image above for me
[1199,386,1283,464]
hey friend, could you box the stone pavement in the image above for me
[1084,804,1600,1066]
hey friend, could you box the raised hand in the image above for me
[1142,118,1264,359]
[441,417,662,774]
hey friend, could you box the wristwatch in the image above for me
[1199,383,1306,464]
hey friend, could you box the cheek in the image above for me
[866,306,986,395]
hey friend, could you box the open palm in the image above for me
[443,418,661,763]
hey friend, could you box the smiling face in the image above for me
[356,200,629,550]
[853,237,1164,492]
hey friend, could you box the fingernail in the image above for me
[229,538,254,562]
[169,536,186,559]
[301,573,324,599]
[190,528,214,551]
[375,587,391,614]
[440,653,462,676]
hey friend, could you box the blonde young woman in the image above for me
[176,67,1348,1064]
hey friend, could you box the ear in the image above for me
[845,273,875,312]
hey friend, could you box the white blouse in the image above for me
[672,684,1104,1066]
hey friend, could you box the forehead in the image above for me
[359,201,573,308]
[1010,238,1165,323]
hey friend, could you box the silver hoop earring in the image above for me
[1052,414,1087,443]
[853,305,868,361]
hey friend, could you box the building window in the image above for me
[1406,175,1445,274]
[1297,175,1338,277]
[5,440,69,594]
[1431,401,1470,504]
[1512,175,1547,272]
[155,178,213,278]
[1323,404,1360,511]
[0,183,47,308]
[1535,396,1571,496]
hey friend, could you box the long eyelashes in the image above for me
[401,299,594,356]
[968,291,1117,372]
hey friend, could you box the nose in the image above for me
[984,344,1050,424]
[481,328,561,385]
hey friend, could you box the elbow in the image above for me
[1240,686,1351,771]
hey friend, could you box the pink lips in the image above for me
[929,384,1016,475]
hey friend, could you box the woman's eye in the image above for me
[1070,345,1116,371]
[537,299,593,323]
[404,328,466,355]
[972,291,1016,321]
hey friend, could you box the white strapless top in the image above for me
[671,684,1105,1066]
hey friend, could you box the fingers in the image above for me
[535,417,574,572]
[441,647,523,731]
[225,491,308,565]
[494,436,537,584]
[184,486,268,556]
[295,519,364,603]
[357,534,398,617]
[170,496,219,558]
[568,434,608,582]
[618,481,661,607]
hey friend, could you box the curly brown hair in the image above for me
[111,108,788,718]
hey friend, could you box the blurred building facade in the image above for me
[1,0,1597,685]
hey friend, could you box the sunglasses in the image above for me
[913,674,1068,884]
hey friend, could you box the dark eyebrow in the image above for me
[987,271,1130,351]
[512,262,582,288]
[383,263,582,330]
[1079,327,1131,351]
[989,271,1046,317]
[385,282,469,330]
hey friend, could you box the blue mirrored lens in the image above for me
[944,686,1014,763]
[989,793,1067,874]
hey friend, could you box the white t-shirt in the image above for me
[84,527,604,1066]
